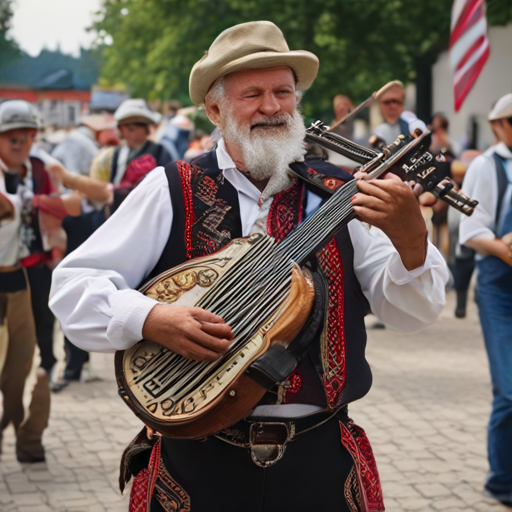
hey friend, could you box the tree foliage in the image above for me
[94,0,512,119]
[0,0,20,70]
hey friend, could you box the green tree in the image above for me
[0,0,19,71]
[93,0,512,120]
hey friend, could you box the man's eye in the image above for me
[278,90,291,95]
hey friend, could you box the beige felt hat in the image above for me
[488,93,512,121]
[189,21,319,106]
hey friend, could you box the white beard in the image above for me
[222,107,306,199]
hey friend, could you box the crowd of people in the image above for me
[0,19,511,510]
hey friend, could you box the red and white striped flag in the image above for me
[450,0,490,112]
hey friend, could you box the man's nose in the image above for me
[258,92,281,116]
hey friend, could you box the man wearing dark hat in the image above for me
[51,22,448,511]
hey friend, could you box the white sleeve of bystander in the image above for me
[349,220,449,332]
[49,167,172,352]
[459,154,498,245]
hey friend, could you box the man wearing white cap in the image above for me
[0,100,60,462]
[459,92,512,507]
[50,22,448,511]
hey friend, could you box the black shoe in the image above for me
[455,290,468,318]
[50,377,71,393]
[16,447,46,463]
[485,486,512,507]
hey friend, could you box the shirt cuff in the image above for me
[106,289,159,350]
[386,242,437,285]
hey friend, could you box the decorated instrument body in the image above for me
[115,234,315,439]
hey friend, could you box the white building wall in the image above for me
[432,23,512,151]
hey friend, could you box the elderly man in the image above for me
[459,93,512,508]
[50,22,448,511]
[371,81,422,147]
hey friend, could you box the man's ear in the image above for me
[205,101,221,127]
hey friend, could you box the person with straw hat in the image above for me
[50,21,448,511]
[459,92,512,507]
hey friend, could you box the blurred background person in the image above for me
[157,100,194,160]
[51,114,106,176]
[459,92,512,508]
[371,81,420,146]
[111,98,173,211]
[429,112,462,159]
[330,94,355,140]
[0,100,80,461]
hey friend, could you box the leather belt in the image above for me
[215,405,348,468]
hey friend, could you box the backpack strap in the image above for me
[398,117,410,138]
[493,152,510,231]
[110,147,121,184]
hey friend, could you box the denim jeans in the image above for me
[477,280,512,493]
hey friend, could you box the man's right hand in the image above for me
[142,305,233,362]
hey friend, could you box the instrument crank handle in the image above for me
[432,178,478,216]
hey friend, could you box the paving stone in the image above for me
[0,291,504,512]
[415,483,452,498]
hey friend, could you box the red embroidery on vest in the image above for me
[177,161,195,259]
[129,438,191,512]
[267,182,303,242]
[317,238,346,407]
[283,368,302,403]
[340,420,385,512]
[129,468,149,512]
[196,175,217,206]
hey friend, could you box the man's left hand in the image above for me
[351,172,428,271]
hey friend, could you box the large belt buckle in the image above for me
[249,422,294,468]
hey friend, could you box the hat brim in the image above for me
[190,50,319,106]
[117,115,159,126]
[488,106,512,121]
[0,122,39,133]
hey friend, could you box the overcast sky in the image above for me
[8,0,102,56]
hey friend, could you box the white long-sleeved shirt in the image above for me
[460,142,512,244]
[0,161,22,267]
[49,139,449,353]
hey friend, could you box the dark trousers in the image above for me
[26,265,56,374]
[156,417,355,512]
[453,248,475,292]
[63,336,89,381]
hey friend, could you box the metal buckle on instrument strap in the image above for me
[249,421,295,468]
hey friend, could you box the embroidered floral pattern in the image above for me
[317,239,347,407]
[178,161,234,259]
[340,420,385,512]
[344,466,364,512]
[267,182,304,242]
[129,468,149,512]
[129,439,191,512]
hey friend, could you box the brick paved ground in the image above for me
[0,290,509,511]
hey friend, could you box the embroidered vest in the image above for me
[149,150,372,409]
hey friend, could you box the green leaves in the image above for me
[92,0,511,118]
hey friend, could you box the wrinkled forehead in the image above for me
[223,66,297,95]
